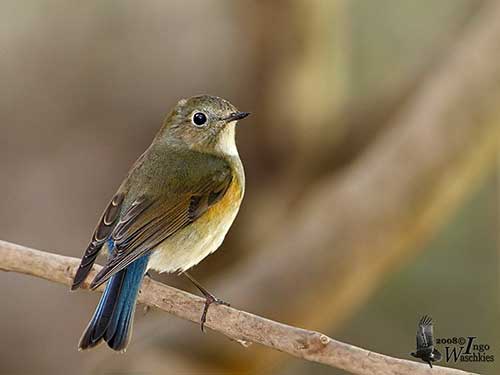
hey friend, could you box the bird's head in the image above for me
[158,95,250,156]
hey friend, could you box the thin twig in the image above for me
[0,240,477,375]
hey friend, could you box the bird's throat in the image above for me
[215,122,238,156]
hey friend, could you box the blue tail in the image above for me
[78,252,149,351]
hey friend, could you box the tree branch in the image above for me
[0,240,477,375]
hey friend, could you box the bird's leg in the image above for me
[428,361,433,368]
[183,272,230,332]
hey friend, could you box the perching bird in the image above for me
[411,315,442,368]
[71,95,249,351]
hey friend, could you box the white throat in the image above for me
[215,121,239,156]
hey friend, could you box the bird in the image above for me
[410,315,442,368]
[71,95,249,352]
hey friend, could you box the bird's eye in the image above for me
[192,112,207,127]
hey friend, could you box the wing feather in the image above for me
[422,316,435,347]
[416,315,434,350]
[71,193,125,290]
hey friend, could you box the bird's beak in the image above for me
[225,111,251,122]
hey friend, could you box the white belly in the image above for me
[147,203,240,273]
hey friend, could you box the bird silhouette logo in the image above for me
[411,315,442,368]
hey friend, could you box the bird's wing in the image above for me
[72,192,125,289]
[416,315,434,349]
[421,315,435,347]
[72,149,152,290]
[89,158,233,289]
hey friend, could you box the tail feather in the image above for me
[78,255,149,351]
[106,302,135,350]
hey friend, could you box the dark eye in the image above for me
[192,112,207,127]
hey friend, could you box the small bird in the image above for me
[411,315,442,368]
[71,95,249,351]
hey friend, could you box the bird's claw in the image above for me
[200,294,230,332]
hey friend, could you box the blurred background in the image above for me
[0,0,498,374]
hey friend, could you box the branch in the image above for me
[0,240,477,375]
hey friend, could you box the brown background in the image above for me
[0,1,497,374]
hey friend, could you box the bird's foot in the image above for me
[199,291,230,332]
[183,272,230,332]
